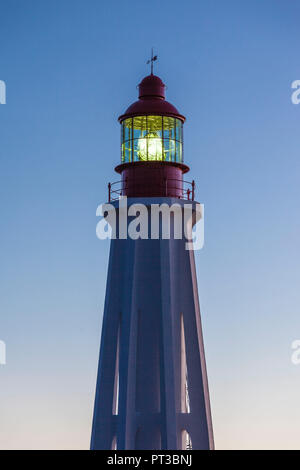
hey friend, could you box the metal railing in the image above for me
[108,178,195,202]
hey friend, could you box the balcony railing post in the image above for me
[192,180,195,201]
[108,182,111,202]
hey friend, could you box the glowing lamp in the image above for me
[137,132,163,161]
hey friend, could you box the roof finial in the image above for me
[146,48,158,75]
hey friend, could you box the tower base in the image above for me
[91,198,214,450]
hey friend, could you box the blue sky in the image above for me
[0,0,300,449]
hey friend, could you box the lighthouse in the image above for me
[91,68,214,450]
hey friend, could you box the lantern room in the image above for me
[121,115,183,163]
[111,74,194,200]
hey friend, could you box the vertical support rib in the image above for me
[116,238,138,450]
[90,241,121,450]
[159,238,178,450]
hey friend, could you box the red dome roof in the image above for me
[118,74,185,122]
[138,74,166,99]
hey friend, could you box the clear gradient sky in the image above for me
[0,0,300,450]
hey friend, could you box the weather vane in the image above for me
[147,48,158,75]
